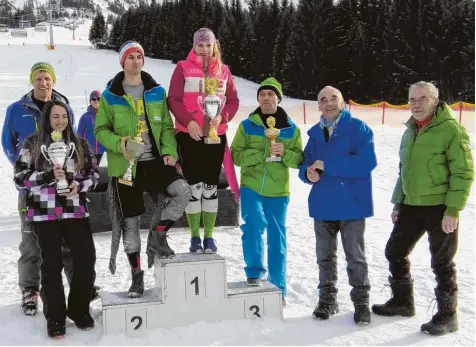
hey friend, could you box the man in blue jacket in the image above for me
[1,62,98,316]
[77,90,105,164]
[299,86,377,325]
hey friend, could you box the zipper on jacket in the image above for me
[259,138,268,195]
[23,104,40,132]
[256,120,293,195]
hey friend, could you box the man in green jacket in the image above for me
[231,77,303,305]
[94,41,191,298]
[372,81,474,335]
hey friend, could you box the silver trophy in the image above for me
[198,77,225,144]
[41,132,76,195]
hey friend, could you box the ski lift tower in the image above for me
[46,0,60,50]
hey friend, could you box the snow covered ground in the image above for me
[0,22,474,345]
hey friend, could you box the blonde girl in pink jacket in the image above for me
[167,28,239,254]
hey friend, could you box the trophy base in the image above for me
[57,187,71,195]
[266,156,282,162]
[118,178,134,186]
[204,137,221,145]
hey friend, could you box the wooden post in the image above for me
[382,102,386,125]
[459,101,463,124]
[303,101,307,125]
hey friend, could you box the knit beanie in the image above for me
[257,77,283,102]
[119,40,145,67]
[30,62,56,84]
[193,28,215,46]
[89,90,101,100]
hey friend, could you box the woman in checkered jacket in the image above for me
[14,100,99,339]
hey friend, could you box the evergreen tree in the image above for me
[282,0,335,99]
[89,11,107,47]
[272,0,294,84]
[444,0,474,102]
[89,0,474,103]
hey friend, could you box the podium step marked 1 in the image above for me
[101,253,283,335]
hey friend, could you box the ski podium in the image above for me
[101,253,283,335]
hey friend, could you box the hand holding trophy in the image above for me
[265,116,282,162]
[118,119,147,186]
[40,130,76,194]
[198,77,225,144]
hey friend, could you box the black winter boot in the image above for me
[354,304,371,325]
[312,300,340,320]
[421,290,458,336]
[372,276,415,317]
[47,320,65,339]
[147,223,175,265]
[128,268,144,298]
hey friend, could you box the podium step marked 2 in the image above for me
[101,253,283,335]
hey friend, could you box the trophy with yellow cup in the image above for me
[265,116,281,162]
[118,119,148,186]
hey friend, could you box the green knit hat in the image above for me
[257,77,283,102]
[30,62,56,85]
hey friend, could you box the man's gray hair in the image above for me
[409,81,439,99]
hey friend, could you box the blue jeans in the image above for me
[240,187,289,296]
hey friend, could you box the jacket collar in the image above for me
[87,105,97,114]
[186,49,217,71]
[107,70,159,96]
[21,89,70,112]
[248,106,293,128]
[405,101,454,130]
[308,109,353,138]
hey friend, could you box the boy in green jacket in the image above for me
[94,41,191,298]
[372,81,474,336]
[231,77,303,305]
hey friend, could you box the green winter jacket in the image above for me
[94,71,178,178]
[231,107,303,197]
[391,102,474,217]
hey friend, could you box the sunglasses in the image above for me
[90,97,100,101]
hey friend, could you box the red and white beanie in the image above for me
[119,40,145,67]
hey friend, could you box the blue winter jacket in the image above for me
[298,110,377,221]
[77,105,105,155]
[2,90,74,165]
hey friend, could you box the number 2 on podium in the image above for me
[190,276,199,295]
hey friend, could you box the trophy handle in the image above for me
[68,142,76,160]
[40,145,53,164]
[198,95,205,114]
[219,96,227,121]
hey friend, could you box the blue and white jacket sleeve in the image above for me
[1,104,17,165]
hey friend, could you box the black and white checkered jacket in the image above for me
[14,136,99,222]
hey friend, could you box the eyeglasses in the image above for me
[408,96,432,106]
[90,97,100,102]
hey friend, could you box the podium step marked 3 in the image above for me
[101,253,283,335]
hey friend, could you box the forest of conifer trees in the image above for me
[89,0,475,103]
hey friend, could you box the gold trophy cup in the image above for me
[265,116,281,162]
[118,119,147,186]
